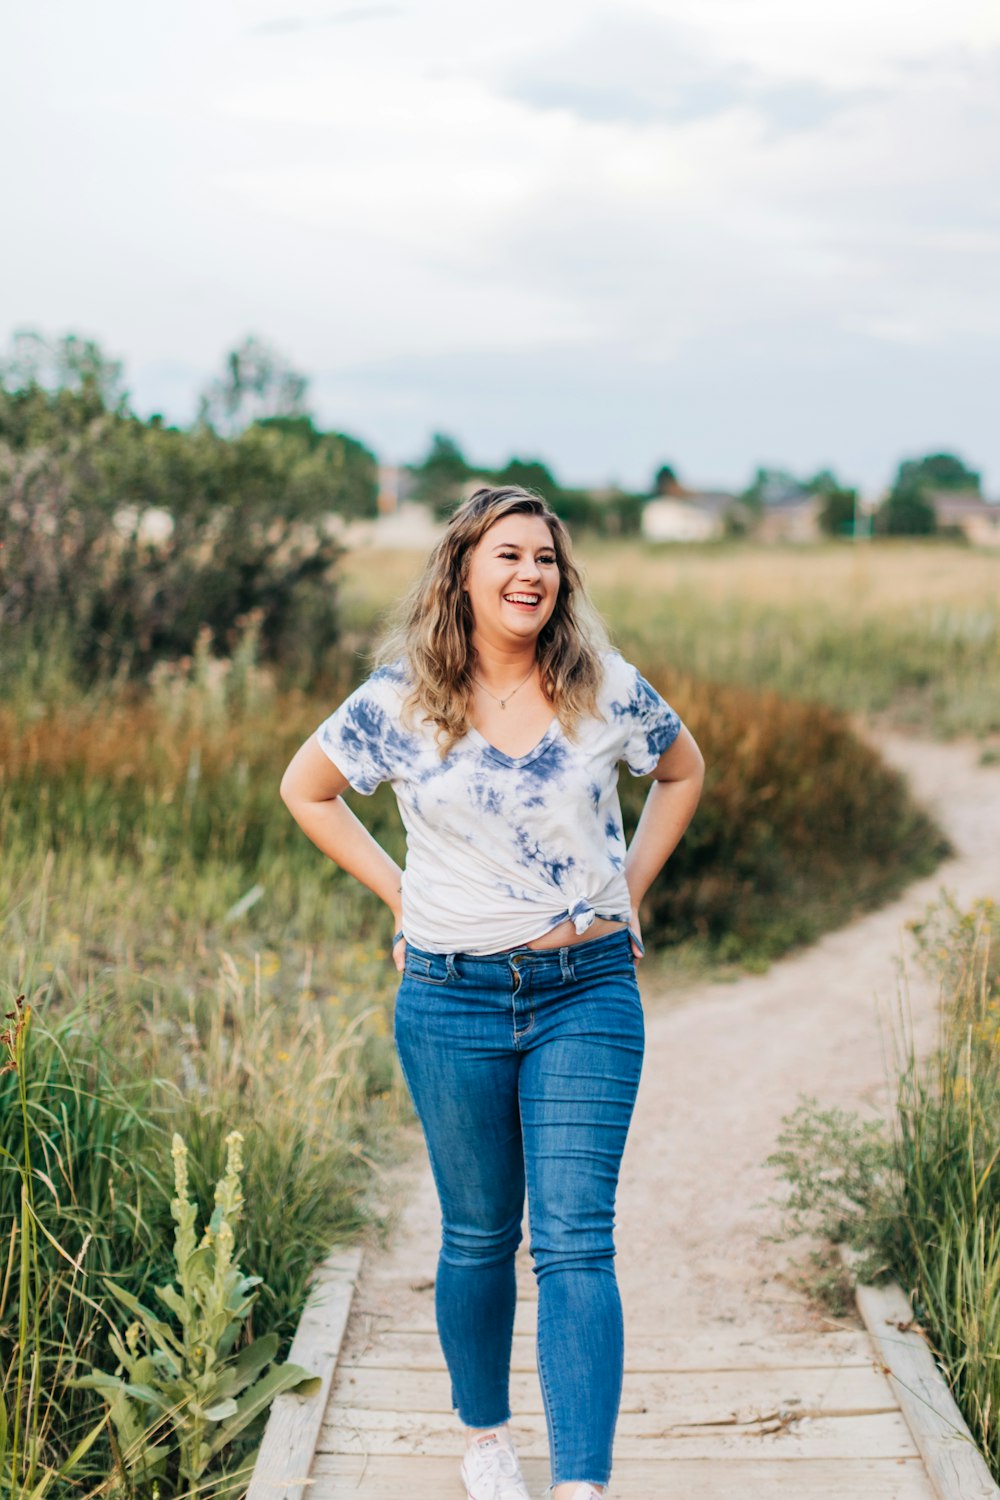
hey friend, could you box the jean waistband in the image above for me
[405,925,634,967]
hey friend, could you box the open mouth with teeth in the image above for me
[503,592,542,610]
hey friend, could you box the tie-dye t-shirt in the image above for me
[314,649,682,956]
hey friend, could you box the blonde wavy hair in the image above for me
[373,486,611,754]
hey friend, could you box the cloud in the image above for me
[249,4,401,36]
[493,8,883,137]
[4,0,1000,493]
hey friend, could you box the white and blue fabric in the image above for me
[314,649,682,955]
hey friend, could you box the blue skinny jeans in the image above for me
[392,926,645,1490]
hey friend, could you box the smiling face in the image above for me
[463,512,561,650]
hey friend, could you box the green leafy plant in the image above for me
[764,1097,897,1312]
[72,1128,320,1497]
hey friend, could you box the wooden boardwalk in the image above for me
[306,1229,936,1499]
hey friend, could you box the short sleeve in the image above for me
[314,666,405,795]
[607,653,682,776]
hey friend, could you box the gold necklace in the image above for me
[473,662,537,710]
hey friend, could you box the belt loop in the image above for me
[559,945,574,982]
[445,952,458,981]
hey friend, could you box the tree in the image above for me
[739,466,807,510]
[1,329,126,407]
[875,488,936,536]
[409,432,471,512]
[805,467,843,497]
[254,415,378,519]
[818,488,858,536]
[894,452,981,496]
[872,451,978,537]
[491,457,557,499]
[0,330,127,439]
[198,336,309,435]
[652,463,678,495]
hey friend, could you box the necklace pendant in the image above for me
[499,699,507,709]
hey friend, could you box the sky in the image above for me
[2,0,999,496]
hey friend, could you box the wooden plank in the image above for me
[385,1299,540,1335]
[338,1329,876,1372]
[318,1406,919,1459]
[331,1363,900,1419]
[310,1453,936,1498]
[853,1276,1000,1500]
[247,1246,364,1500]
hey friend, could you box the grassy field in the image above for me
[340,538,1000,742]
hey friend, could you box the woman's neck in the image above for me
[470,638,538,689]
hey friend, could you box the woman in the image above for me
[280,486,705,1500]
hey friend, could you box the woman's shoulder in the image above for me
[356,656,414,702]
[594,648,672,721]
[368,656,411,690]
[328,658,413,729]
[595,647,638,699]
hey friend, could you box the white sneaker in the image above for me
[460,1430,531,1500]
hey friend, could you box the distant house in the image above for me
[376,463,419,514]
[754,492,824,543]
[927,488,1000,547]
[640,481,742,543]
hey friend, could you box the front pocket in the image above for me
[402,954,452,985]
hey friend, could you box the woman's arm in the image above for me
[279,736,406,965]
[623,724,705,956]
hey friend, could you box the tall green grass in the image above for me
[1,641,408,1491]
[0,926,405,1493]
[770,894,1000,1480]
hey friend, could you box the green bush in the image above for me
[0,366,385,683]
[617,666,949,967]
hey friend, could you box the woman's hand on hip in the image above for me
[628,906,645,962]
[391,930,407,972]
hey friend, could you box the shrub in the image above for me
[617,667,950,966]
[0,386,359,684]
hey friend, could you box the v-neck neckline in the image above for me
[466,716,561,768]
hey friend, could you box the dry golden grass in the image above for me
[338,538,1000,741]
[340,537,1000,619]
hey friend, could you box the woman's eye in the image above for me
[499,552,556,563]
